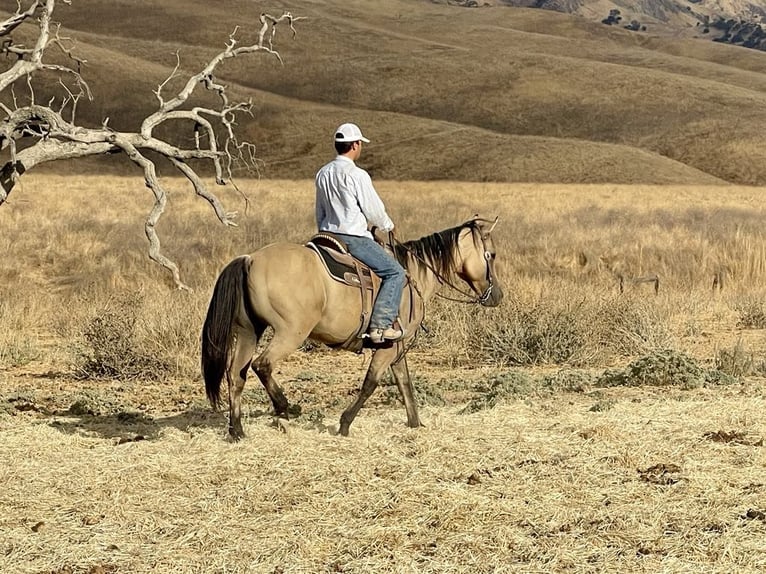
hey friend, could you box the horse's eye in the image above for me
[484,251,494,261]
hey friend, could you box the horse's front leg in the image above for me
[390,353,422,429]
[339,348,395,436]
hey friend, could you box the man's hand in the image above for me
[371,226,389,244]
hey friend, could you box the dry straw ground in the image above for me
[1,175,766,573]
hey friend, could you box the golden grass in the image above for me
[2,175,766,572]
[4,175,766,367]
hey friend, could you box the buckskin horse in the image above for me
[201,216,503,439]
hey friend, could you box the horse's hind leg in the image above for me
[251,327,307,419]
[227,325,259,441]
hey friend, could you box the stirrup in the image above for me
[368,326,403,344]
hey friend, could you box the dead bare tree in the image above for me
[0,0,300,289]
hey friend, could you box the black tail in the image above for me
[201,255,251,409]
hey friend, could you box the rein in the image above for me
[391,227,494,306]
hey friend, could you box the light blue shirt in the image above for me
[315,155,394,238]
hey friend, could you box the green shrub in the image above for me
[589,399,616,412]
[597,349,738,389]
[597,349,705,389]
[541,369,594,393]
[460,370,535,414]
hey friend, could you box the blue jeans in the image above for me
[336,234,406,329]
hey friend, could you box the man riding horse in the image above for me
[201,122,503,439]
[314,122,405,344]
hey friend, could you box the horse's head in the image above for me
[456,216,504,307]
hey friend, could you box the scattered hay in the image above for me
[702,430,763,446]
[638,463,683,485]
[3,375,766,573]
[578,424,620,440]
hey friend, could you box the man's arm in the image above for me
[315,178,326,229]
[355,169,394,231]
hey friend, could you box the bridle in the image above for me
[394,218,498,305]
[476,247,496,305]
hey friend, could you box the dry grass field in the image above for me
[3,1,766,572]
[2,175,766,573]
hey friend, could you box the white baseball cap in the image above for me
[334,122,370,143]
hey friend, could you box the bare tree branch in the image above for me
[0,1,42,37]
[0,0,302,289]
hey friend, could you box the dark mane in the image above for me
[395,219,481,278]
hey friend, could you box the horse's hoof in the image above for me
[228,426,245,442]
[286,404,302,417]
[275,418,290,434]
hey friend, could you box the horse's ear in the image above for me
[487,216,499,233]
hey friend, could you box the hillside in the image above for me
[4,0,766,183]
[459,0,766,37]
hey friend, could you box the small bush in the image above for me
[589,399,616,412]
[598,349,705,389]
[735,298,766,329]
[470,298,595,366]
[462,293,670,368]
[594,296,670,357]
[597,349,737,389]
[75,292,172,381]
[460,370,534,414]
[67,389,128,416]
[541,369,594,393]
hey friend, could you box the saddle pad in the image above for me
[306,241,374,287]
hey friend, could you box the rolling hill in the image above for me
[454,0,766,36]
[3,0,766,184]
